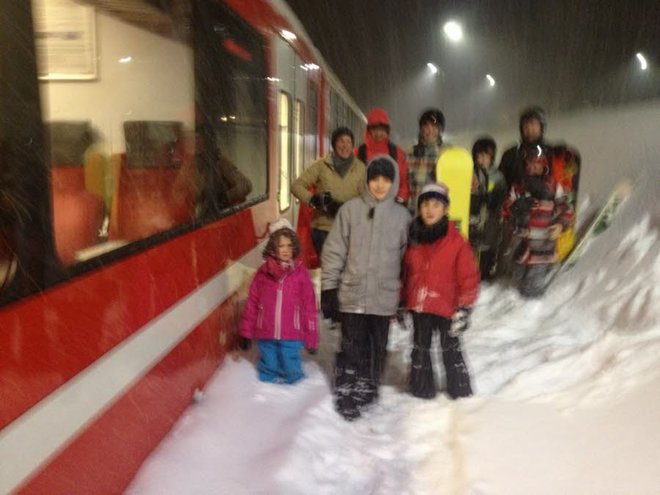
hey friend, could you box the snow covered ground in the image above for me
[126,166,660,494]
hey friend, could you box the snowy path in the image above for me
[126,169,660,494]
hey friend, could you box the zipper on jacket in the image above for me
[257,305,263,329]
[275,280,283,340]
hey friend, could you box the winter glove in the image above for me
[448,306,472,338]
[395,301,408,327]
[321,289,339,321]
[310,192,332,212]
[325,199,343,217]
[548,223,563,240]
[511,195,534,229]
[237,336,252,351]
[306,348,318,355]
[309,193,325,211]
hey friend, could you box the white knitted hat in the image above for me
[268,218,293,235]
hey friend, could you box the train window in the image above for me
[34,0,197,261]
[278,91,292,212]
[294,99,305,181]
[210,10,267,211]
[30,0,268,267]
[307,82,318,162]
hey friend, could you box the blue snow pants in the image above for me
[256,339,304,384]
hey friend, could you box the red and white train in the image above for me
[0,1,363,492]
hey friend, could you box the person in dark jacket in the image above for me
[403,183,480,399]
[498,106,553,190]
[502,153,573,298]
[321,155,411,421]
[496,106,555,277]
[469,136,506,280]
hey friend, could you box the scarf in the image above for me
[265,256,295,280]
[408,215,449,245]
[332,153,354,178]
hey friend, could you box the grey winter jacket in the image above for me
[322,155,411,316]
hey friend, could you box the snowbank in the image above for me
[126,167,660,494]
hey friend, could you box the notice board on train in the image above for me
[33,0,97,81]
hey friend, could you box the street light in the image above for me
[486,74,495,87]
[427,62,439,75]
[443,21,463,42]
[636,52,648,71]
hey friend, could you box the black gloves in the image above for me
[309,192,327,211]
[511,195,534,229]
[310,192,342,217]
[395,301,408,327]
[321,289,339,321]
[448,306,472,337]
[237,336,252,351]
[325,199,343,217]
[306,348,318,355]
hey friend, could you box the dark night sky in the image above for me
[285,0,660,140]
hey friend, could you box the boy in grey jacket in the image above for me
[321,155,411,421]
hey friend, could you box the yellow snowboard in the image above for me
[436,147,473,239]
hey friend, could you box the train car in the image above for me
[0,1,363,493]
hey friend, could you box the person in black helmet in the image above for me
[406,108,447,213]
[498,106,552,189]
[496,106,555,277]
[469,136,506,279]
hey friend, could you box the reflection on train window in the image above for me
[279,91,292,212]
[36,0,196,263]
[213,16,267,207]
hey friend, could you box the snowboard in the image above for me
[551,145,581,261]
[563,180,632,267]
[544,180,632,288]
[436,147,473,239]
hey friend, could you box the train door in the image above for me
[273,34,311,227]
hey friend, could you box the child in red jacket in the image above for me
[239,219,318,384]
[403,183,480,399]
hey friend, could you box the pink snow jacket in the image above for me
[240,257,319,349]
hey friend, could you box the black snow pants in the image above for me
[512,263,552,298]
[410,312,473,400]
[334,313,389,421]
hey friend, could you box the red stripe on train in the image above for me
[0,210,255,430]
[18,298,238,494]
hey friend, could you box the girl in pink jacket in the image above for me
[239,219,319,384]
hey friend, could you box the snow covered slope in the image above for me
[126,166,660,494]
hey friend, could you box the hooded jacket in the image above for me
[240,257,318,349]
[403,218,480,318]
[322,155,411,316]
